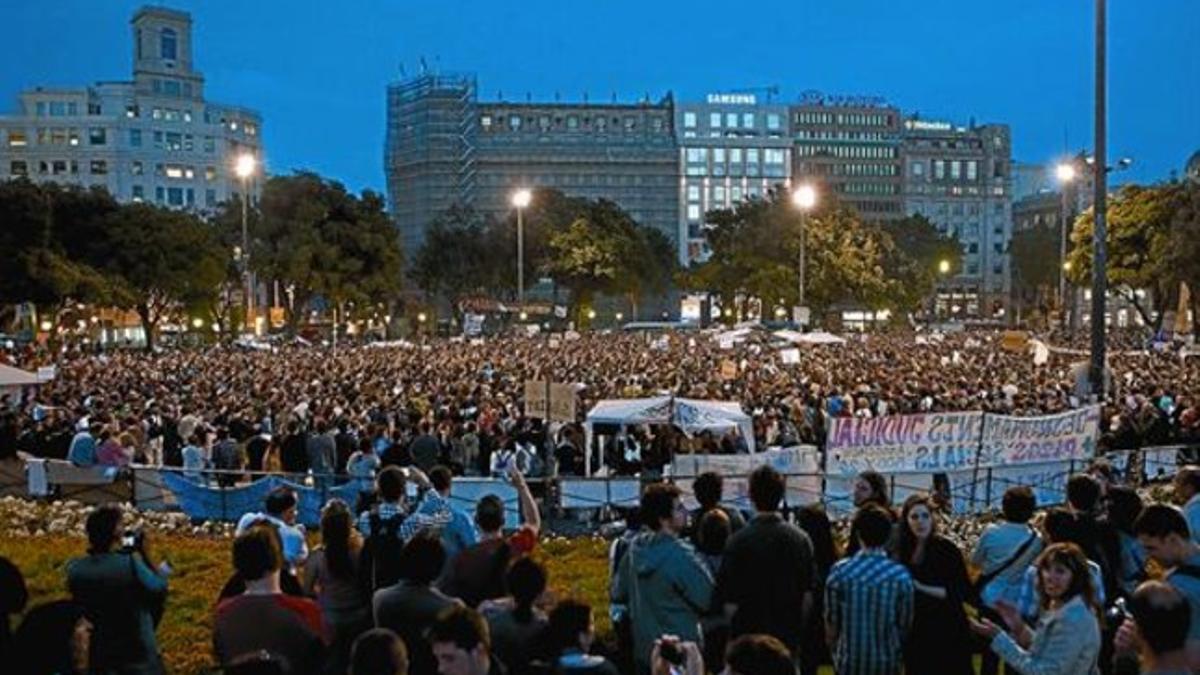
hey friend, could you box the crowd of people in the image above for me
[2,328,1199,485]
[3,461,1200,674]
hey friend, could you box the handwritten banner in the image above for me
[673,446,822,510]
[826,411,984,475]
[978,406,1101,467]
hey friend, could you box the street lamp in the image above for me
[586,309,597,321]
[511,188,533,309]
[234,153,257,335]
[791,184,817,320]
[615,312,624,322]
[39,320,52,332]
[192,317,204,329]
[1055,160,1077,328]
[931,259,951,320]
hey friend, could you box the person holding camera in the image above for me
[1112,581,1193,675]
[66,504,169,675]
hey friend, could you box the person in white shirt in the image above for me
[235,486,308,571]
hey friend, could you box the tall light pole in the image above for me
[1055,161,1077,329]
[235,153,257,335]
[1090,0,1107,398]
[791,184,817,321]
[511,188,532,311]
[932,259,951,320]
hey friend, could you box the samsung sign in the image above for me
[904,119,953,131]
[706,93,757,105]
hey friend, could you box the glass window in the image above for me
[129,129,142,147]
[203,136,215,153]
[950,161,961,179]
[206,189,217,207]
[766,114,780,130]
[934,160,945,180]
[742,113,754,128]
[567,115,579,130]
[509,115,521,130]
[731,186,743,202]
[167,187,184,206]
[161,28,177,60]
[51,160,67,175]
[132,185,144,201]
[713,185,727,203]
[623,117,635,131]
[205,166,216,181]
[89,128,106,145]
[90,160,107,175]
[7,131,27,147]
[710,112,721,128]
[687,204,701,221]
[10,160,28,176]
[967,160,978,181]
[87,103,101,115]
[911,161,924,177]
[683,112,696,128]
[35,102,46,117]
[132,161,143,175]
[687,185,700,201]
[764,149,785,164]
[163,80,181,96]
[155,186,164,203]
[480,114,492,129]
[49,101,66,116]
[686,148,706,164]
[165,132,182,151]
[725,113,737,128]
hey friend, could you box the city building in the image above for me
[900,117,1012,318]
[0,7,263,210]
[675,93,792,263]
[386,72,678,260]
[789,93,904,220]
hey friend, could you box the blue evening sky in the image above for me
[3,0,1196,195]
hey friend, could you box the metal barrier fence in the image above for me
[17,444,1199,526]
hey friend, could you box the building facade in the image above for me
[386,73,679,260]
[900,118,1012,318]
[789,94,904,220]
[675,94,792,264]
[0,7,262,211]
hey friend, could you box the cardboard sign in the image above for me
[523,380,549,419]
[548,382,577,423]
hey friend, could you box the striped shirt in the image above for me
[825,548,914,675]
[356,491,453,542]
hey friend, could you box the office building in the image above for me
[901,118,1012,318]
[0,7,263,210]
[386,73,678,259]
[789,93,904,219]
[676,93,792,263]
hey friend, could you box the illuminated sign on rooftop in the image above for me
[904,119,953,131]
[706,93,757,105]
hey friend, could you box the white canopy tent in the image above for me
[0,363,40,402]
[583,396,756,475]
[774,329,846,345]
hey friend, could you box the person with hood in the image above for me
[612,482,714,675]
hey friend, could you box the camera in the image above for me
[659,640,684,666]
[121,528,144,551]
[1105,597,1132,625]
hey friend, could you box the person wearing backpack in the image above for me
[1132,504,1200,671]
[357,466,448,594]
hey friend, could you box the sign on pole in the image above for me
[793,306,811,326]
[548,383,577,423]
[523,380,549,419]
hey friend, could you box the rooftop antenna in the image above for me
[554,91,560,102]
[497,90,503,100]
[611,91,617,103]
[526,91,531,103]
[398,63,406,78]
[583,91,588,103]
[419,57,428,74]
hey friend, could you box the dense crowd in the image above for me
[2,329,1199,483]
[2,461,1200,674]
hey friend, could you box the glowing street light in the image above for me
[615,312,624,322]
[511,188,533,308]
[586,309,597,320]
[417,312,427,324]
[234,152,258,335]
[39,320,52,332]
[1055,162,1077,183]
[938,259,951,275]
[791,184,818,318]
[519,311,528,322]
[192,317,205,329]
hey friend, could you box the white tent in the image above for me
[0,363,40,402]
[583,396,756,474]
[774,329,846,345]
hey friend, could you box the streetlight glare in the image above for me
[511,188,532,208]
[234,153,257,179]
[1055,162,1076,183]
[938,259,951,274]
[792,184,817,210]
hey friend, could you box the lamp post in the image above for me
[1055,161,1077,329]
[234,153,257,335]
[511,189,532,309]
[791,184,817,321]
[931,259,951,320]
[1090,0,1107,398]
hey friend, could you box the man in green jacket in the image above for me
[612,482,714,675]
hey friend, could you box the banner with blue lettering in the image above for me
[978,406,1101,467]
[826,411,984,475]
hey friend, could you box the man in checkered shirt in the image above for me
[825,504,914,675]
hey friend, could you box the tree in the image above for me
[95,203,225,350]
[684,190,895,320]
[409,203,493,310]
[1167,180,1200,336]
[1066,183,1182,330]
[215,172,405,334]
[1009,224,1061,320]
[876,214,962,314]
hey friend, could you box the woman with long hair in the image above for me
[794,504,838,675]
[894,494,973,675]
[845,470,894,556]
[303,499,369,675]
[971,542,1102,675]
[480,556,550,672]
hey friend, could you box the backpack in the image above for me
[359,511,407,594]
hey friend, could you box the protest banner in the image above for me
[463,313,484,336]
[825,411,984,475]
[548,382,577,423]
[672,446,822,511]
[780,348,800,365]
[523,380,549,419]
[977,405,1101,467]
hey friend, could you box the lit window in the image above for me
[683,112,696,128]
[132,185,144,202]
[480,115,492,129]
[165,165,184,178]
[90,160,107,175]
[687,204,701,221]
[68,130,80,146]
[687,185,700,201]
[767,114,780,130]
[710,113,721,128]
[132,161,143,175]
[742,113,754,128]
[967,161,978,181]
[726,113,737,128]
[205,166,216,181]
[950,161,961,179]
[7,131,27,147]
